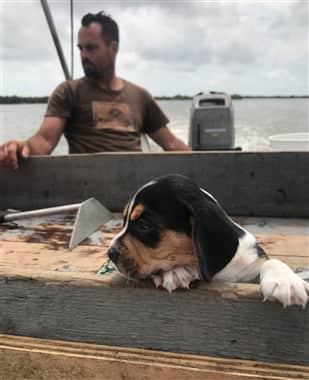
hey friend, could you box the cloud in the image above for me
[2,2,53,61]
[1,0,308,96]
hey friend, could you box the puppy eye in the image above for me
[137,219,152,231]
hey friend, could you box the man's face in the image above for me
[78,22,117,79]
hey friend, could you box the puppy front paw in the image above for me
[151,266,200,293]
[260,259,309,308]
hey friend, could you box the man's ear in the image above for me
[110,40,118,54]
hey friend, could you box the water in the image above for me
[1,99,308,154]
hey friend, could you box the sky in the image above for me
[0,0,308,97]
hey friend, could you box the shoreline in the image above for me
[1,95,308,105]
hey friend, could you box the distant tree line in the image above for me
[0,96,49,104]
[156,94,193,100]
[0,94,308,104]
[230,94,309,100]
[156,94,309,100]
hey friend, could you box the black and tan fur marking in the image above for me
[119,230,197,278]
[109,174,243,280]
[130,204,145,221]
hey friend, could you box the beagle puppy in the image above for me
[106,174,309,308]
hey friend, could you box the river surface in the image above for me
[1,99,308,154]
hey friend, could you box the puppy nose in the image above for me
[108,246,120,263]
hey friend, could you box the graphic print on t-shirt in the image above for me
[92,101,136,132]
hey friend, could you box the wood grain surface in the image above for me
[1,334,309,380]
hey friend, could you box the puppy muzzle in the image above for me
[107,243,140,278]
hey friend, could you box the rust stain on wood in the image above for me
[0,216,308,293]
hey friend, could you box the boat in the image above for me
[269,132,309,151]
[1,151,309,379]
[1,1,308,378]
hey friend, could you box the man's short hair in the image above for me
[81,11,119,43]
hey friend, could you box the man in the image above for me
[0,11,189,170]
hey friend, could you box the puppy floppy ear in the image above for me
[176,188,243,281]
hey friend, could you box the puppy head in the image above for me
[107,176,198,279]
[107,174,242,281]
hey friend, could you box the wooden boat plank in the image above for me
[1,238,308,277]
[1,216,307,277]
[1,335,308,380]
[1,214,308,366]
[1,190,308,367]
[1,152,308,217]
[1,272,308,366]
[1,334,309,380]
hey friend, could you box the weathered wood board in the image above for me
[1,334,309,380]
[1,275,308,366]
[0,215,308,366]
[1,215,307,275]
[0,151,308,217]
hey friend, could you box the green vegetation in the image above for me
[156,94,309,100]
[230,95,309,100]
[0,94,308,104]
[156,94,193,100]
[0,96,49,104]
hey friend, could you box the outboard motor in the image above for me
[188,92,235,150]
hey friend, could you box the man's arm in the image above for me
[148,126,190,151]
[0,116,66,170]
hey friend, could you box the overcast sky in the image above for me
[1,0,308,97]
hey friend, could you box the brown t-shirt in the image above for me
[45,77,169,153]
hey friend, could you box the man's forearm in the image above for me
[164,137,190,151]
[149,127,191,151]
[27,134,56,155]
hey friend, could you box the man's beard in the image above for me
[82,60,113,80]
[82,60,101,79]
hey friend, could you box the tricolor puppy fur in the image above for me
[106,174,309,308]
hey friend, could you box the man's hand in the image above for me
[0,116,66,170]
[0,140,31,170]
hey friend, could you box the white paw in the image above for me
[151,266,200,293]
[260,259,309,308]
[151,273,163,289]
